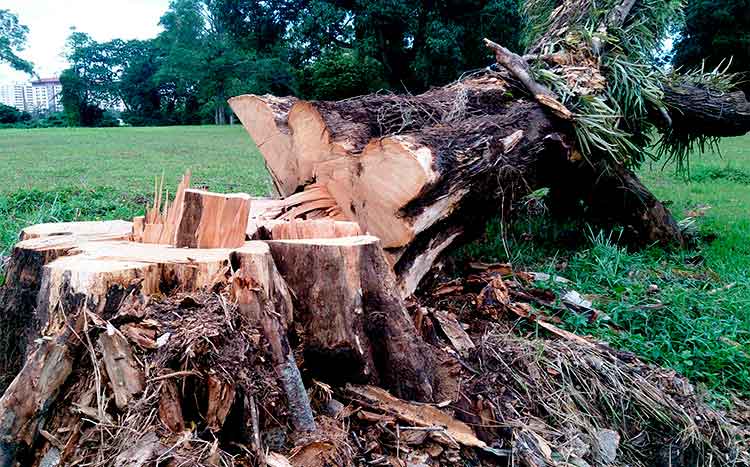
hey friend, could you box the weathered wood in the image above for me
[158,380,185,433]
[345,384,487,449]
[99,323,145,410]
[206,374,236,431]
[432,309,475,357]
[230,245,315,433]
[662,84,750,138]
[176,189,251,248]
[0,281,146,467]
[268,236,437,401]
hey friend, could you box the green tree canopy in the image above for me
[674,0,750,93]
[0,9,34,74]
[58,0,524,126]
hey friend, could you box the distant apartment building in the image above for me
[0,82,34,111]
[31,77,64,113]
[0,77,63,113]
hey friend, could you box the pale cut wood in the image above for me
[287,101,357,188]
[228,94,298,196]
[270,219,361,240]
[176,189,251,248]
[138,170,191,245]
[2,230,271,386]
[20,220,133,242]
[157,169,191,244]
[314,136,456,249]
[132,216,145,242]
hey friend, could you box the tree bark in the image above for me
[267,236,438,401]
[229,246,316,433]
[662,84,750,137]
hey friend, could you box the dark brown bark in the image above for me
[663,84,750,138]
[547,161,685,246]
[267,236,438,402]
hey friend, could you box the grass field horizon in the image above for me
[1,125,749,401]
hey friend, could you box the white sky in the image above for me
[0,0,171,81]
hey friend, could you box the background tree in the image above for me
[0,9,34,74]
[674,0,750,94]
[288,0,522,93]
[58,0,526,126]
[60,32,130,126]
[0,104,31,124]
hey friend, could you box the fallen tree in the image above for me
[229,0,750,295]
[1,1,750,466]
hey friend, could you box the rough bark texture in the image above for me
[663,84,750,137]
[267,236,438,402]
[230,246,315,433]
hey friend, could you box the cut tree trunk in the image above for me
[0,217,443,465]
[231,67,750,291]
[229,245,316,433]
[232,78,574,295]
[267,235,438,401]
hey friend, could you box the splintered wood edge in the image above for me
[20,220,133,241]
[268,235,380,247]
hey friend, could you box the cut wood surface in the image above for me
[270,219,361,240]
[228,94,298,195]
[175,189,251,248]
[20,220,133,242]
[136,170,192,245]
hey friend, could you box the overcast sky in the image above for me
[1,0,171,82]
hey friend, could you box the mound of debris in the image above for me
[0,224,746,467]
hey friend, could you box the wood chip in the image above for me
[432,310,475,357]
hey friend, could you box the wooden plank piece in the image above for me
[345,384,487,449]
[176,189,250,248]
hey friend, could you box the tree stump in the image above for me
[0,218,440,465]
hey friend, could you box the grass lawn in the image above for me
[0,125,270,254]
[1,125,749,400]
[0,126,271,194]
